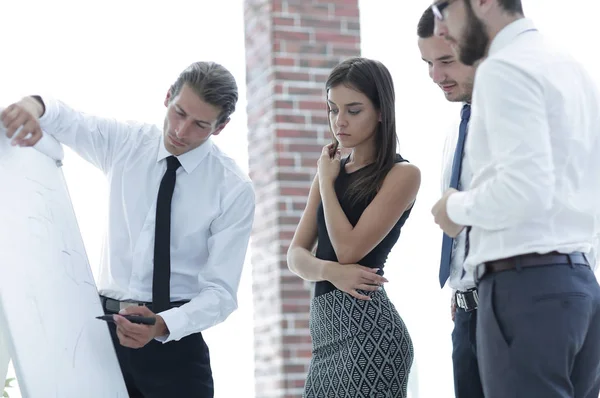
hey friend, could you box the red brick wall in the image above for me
[243,0,360,396]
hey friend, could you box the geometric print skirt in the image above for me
[303,288,414,398]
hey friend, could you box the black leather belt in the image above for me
[455,288,478,311]
[100,295,189,314]
[483,251,589,276]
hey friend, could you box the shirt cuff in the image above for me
[446,191,470,226]
[154,307,189,343]
[37,95,59,127]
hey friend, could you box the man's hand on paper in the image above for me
[0,97,45,147]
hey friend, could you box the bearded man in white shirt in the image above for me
[429,0,600,397]
[1,61,255,398]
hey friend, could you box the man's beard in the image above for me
[458,2,489,66]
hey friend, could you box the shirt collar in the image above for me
[156,136,213,174]
[488,17,537,56]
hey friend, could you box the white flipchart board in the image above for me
[0,125,127,397]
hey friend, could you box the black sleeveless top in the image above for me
[314,154,413,297]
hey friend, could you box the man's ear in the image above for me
[164,87,173,108]
[211,118,230,136]
[472,0,494,18]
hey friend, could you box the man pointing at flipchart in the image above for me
[0,61,255,398]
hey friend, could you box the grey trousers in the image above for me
[477,263,600,398]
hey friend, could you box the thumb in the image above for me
[119,305,153,316]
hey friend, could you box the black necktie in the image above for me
[439,104,471,288]
[153,155,181,313]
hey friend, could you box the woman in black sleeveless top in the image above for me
[287,57,421,397]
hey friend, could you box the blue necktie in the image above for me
[439,104,471,288]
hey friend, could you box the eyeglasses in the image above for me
[431,1,451,21]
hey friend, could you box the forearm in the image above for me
[450,59,554,230]
[319,181,355,262]
[23,96,45,118]
[446,168,554,230]
[157,285,238,343]
[38,96,109,149]
[154,183,255,343]
[287,246,331,282]
[36,96,138,173]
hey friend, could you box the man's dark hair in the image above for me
[417,6,435,38]
[169,61,238,126]
[417,0,523,39]
[497,0,524,14]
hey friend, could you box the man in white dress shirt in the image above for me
[430,0,600,396]
[417,7,483,398]
[1,61,255,397]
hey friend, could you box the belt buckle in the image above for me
[457,289,478,312]
[472,289,479,307]
[465,289,478,312]
[456,293,466,310]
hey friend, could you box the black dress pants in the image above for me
[104,306,213,397]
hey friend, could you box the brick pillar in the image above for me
[243,0,361,396]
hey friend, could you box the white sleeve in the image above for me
[447,60,554,230]
[156,182,256,342]
[38,97,143,174]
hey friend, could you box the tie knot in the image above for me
[166,156,181,171]
[461,104,471,121]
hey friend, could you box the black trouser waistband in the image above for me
[100,295,189,314]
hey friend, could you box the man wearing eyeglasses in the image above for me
[430,0,600,397]
[417,7,483,398]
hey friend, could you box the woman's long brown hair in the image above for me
[326,57,399,205]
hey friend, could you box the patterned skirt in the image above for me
[303,288,414,398]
